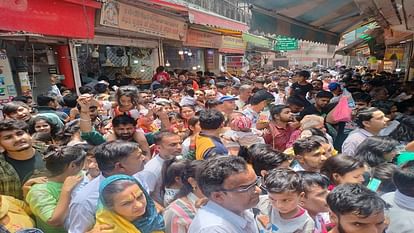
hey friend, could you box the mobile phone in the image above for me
[367,178,382,192]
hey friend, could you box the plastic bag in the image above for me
[332,96,352,122]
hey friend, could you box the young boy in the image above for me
[291,138,327,172]
[298,171,332,233]
[257,169,314,232]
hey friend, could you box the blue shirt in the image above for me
[188,201,259,233]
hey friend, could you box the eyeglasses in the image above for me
[220,177,263,193]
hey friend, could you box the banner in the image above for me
[184,29,221,48]
[0,50,17,104]
[219,36,246,54]
[100,0,188,41]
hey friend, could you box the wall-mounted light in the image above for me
[192,66,197,70]
[133,60,139,64]
[187,51,193,56]
[140,68,145,72]
[197,65,201,68]
[178,50,184,55]
[165,60,171,67]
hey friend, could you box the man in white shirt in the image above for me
[189,156,261,233]
[342,107,388,156]
[66,141,146,233]
[137,131,182,204]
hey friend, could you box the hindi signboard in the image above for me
[100,0,188,41]
[274,36,298,51]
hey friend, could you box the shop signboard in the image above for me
[100,0,188,41]
[184,29,221,48]
[243,33,272,50]
[0,50,17,104]
[274,36,298,51]
[219,36,246,54]
[385,46,405,60]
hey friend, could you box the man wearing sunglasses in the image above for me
[189,156,261,233]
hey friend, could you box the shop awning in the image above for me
[243,33,273,50]
[0,0,100,39]
[249,0,369,45]
[335,28,383,55]
[189,7,249,33]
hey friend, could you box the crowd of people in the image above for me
[0,65,414,233]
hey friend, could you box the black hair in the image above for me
[321,155,365,185]
[389,116,414,142]
[79,86,93,94]
[327,183,389,217]
[239,143,271,164]
[94,83,109,94]
[94,141,141,174]
[2,101,30,116]
[371,163,397,194]
[287,96,306,107]
[116,86,139,107]
[269,104,290,121]
[55,119,81,145]
[264,168,303,194]
[355,107,380,128]
[205,99,223,109]
[161,159,190,203]
[371,100,396,115]
[112,114,136,128]
[28,115,59,136]
[0,119,29,133]
[197,156,247,197]
[168,112,184,122]
[188,116,200,135]
[311,80,323,85]
[216,82,227,89]
[153,131,179,145]
[250,90,274,105]
[198,109,224,130]
[44,145,86,176]
[354,136,400,167]
[63,94,78,108]
[12,96,29,103]
[316,91,334,99]
[393,160,414,196]
[297,171,330,194]
[36,94,55,107]
[250,146,290,176]
[293,137,322,156]
[175,160,204,199]
[352,92,372,104]
[297,70,310,79]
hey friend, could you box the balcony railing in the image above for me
[169,0,250,23]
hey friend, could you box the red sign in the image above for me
[0,0,100,39]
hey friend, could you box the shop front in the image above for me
[0,0,100,101]
[164,28,221,73]
[219,36,246,76]
[242,33,274,70]
[71,0,188,88]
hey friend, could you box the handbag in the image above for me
[331,96,352,122]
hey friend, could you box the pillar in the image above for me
[55,45,75,90]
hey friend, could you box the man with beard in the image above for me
[0,119,47,199]
[137,131,182,204]
[77,94,150,159]
[189,156,261,233]
[264,104,295,152]
[327,184,388,233]
[299,90,333,120]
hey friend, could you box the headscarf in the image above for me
[96,175,165,233]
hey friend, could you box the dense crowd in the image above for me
[0,66,414,233]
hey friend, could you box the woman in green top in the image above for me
[26,146,86,233]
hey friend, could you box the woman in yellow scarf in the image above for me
[95,174,165,233]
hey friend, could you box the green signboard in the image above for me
[274,36,298,51]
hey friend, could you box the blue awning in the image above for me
[249,0,370,45]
